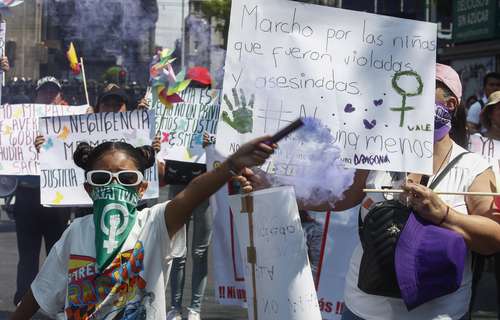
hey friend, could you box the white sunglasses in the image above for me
[86,170,144,187]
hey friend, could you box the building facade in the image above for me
[4,0,44,80]
[441,0,500,100]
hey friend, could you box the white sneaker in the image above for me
[187,308,201,320]
[166,309,182,320]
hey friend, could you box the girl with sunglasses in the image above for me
[10,137,275,320]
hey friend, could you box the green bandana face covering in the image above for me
[89,182,140,271]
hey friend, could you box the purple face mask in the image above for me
[435,102,452,141]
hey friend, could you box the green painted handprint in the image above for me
[222,88,254,134]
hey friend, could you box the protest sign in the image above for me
[0,104,88,175]
[153,87,220,164]
[229,186,321,320]
[216,0,437,174]
[39,109,159,206]
[469,134,500,186]
[206,147,247,307]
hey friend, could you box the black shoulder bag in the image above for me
[357,152,470,298]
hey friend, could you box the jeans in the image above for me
[341,307,469,320]
[168,184,212,313]
[302,219,323,281]
[13,186,70,305]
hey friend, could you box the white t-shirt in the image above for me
[466,95,487,125]
[31,202,186,320]
[344,142,490,320]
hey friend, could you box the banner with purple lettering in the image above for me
[216,0,437,174]
[0,104,88,175]
[38,109,159,206]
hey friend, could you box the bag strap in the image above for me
[428,151,470,190]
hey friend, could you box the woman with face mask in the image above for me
[10,137,276,320]
[236,64,500,320]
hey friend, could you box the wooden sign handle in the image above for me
[241,195,258,320]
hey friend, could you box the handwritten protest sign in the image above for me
[229,186,321,320]
[0,104,88,175]
[153,87,220,163]
[469,134,500,186]
[216,0,437,174]
[39,109,159,206]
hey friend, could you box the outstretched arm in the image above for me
[165,136,276,238]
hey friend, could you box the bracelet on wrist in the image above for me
[438,206,450,226]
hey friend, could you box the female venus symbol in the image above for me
[390,70,423,127]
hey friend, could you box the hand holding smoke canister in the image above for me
[226,119,304,177]
[268,118,305,144]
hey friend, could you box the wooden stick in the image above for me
[241,195,258,320]
[363,189,500,197]
[79,57,90,106]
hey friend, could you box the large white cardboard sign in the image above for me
[216,0,437,174]
[229,186,321,320]
[153,87,221,164]
[0,104,88,175]
[39,110,159,206]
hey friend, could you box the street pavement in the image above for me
[0,188,498,319]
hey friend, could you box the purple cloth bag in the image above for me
[395,212,467,310]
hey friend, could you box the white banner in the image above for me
[38,110,159,206]
[216,0,437,174]
[0,104,88,175]
[229,186,321,320]
[207,147,248,306]
[153,87,221,164]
